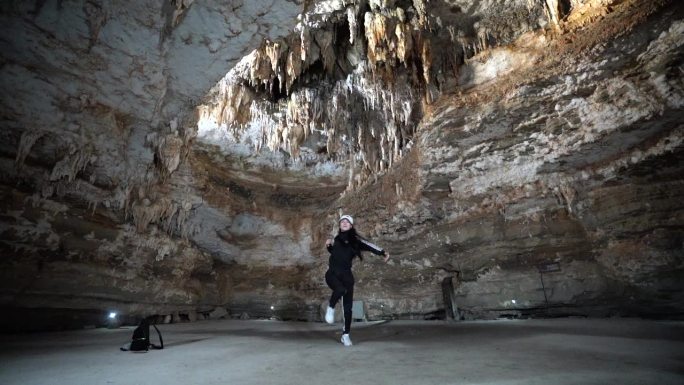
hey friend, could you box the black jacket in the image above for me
[327,232,385,271]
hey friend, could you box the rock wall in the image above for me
[340,0,683,319]
[0,0,307,326]
[0,0,682,329]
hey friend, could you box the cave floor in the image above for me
[0,318,682,385]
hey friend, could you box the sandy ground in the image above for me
[0,318,682,385]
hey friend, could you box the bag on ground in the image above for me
[120,318,164,352]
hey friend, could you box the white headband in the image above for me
[339,214,354,225]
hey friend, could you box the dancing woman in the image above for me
[324,214,390,346]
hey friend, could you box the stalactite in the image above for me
[132,197,174,233]
[249,100,280,153]
[265,41,282,75]
[196,0,554,191]
[300,26,312,63]
[347,5,359,44]
[314,29,336,76]
[249,47,275,89]
[545,0,562,27]
[421,39,432,87]
[200,79,255,129]
[147,133,185,179]
[15,130,45,171]
[285,41,303,93]
[130,196,195,236]
[364,11,388,64]
[412,0,429,28]
[395,21,413,65]
[49,144,94,183]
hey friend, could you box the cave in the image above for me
[0,0,683,384]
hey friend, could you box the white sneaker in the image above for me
[341,333,352,346]
[325,306,335,324]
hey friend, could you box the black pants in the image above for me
[325,269,354,334]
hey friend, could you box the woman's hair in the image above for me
[338,227,363,261]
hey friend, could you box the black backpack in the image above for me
[120,318,164,352]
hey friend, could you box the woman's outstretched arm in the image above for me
[358,237,390,262]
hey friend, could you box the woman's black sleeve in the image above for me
[358,237,386,256]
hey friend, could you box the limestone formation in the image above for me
[0,0,682,330]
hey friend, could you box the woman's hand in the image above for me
[383,253,390,263]
[325,238,333,247]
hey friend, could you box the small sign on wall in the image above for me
[537,262,561,273]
